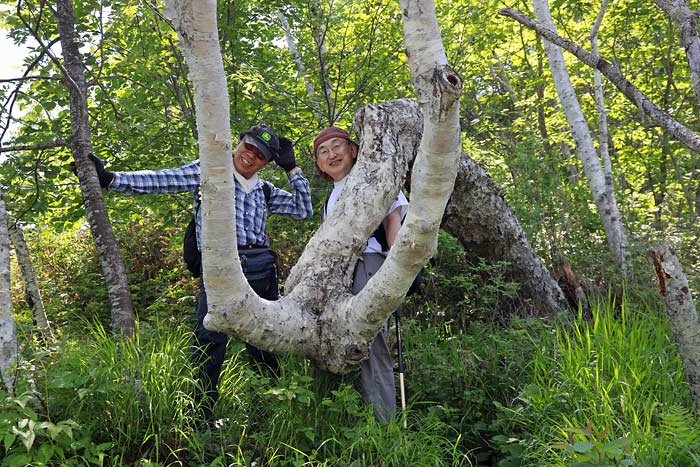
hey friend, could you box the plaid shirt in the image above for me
[110,160,312,248]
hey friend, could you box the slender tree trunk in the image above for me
[0,194,17,394]
[589,0,629,275]
[278,8,319,117]
[536,52,553,155]
[308,0,334,122]
[671,152,697,217]
[590,4,613,212]
[531,0,630,273]
[55,0,134,336]
[649,244,700,405]
[490,51,518,105]
[8,223,52,339]
[562,142,579,183]
[654,0,700,109]
[165,0,462,374]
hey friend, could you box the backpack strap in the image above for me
[194,186,201,215]
[262,181,272,205]
[372,223,389,251]
[372,191,409,252]
[322,187,332,220]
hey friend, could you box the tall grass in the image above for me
[510,294,700,466]
[4,293,700,466]
[5,317,470,466]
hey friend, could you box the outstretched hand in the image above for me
[274,137,297,172]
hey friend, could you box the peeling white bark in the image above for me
[164,0,318,360]
[0,195,17,393]
[650,244,700,404]
[532,0,630,273]
[166,0,461,374]
[9,223,52,338]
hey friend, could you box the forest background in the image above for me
[0,0,699,465]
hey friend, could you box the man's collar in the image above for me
[232,164,260,193]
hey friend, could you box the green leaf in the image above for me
[604,437,631,450]
[47,422,62,440]
[5,452,32,467]
[571,441,595,453]
[38,442,55,462]
[4,432,17,451]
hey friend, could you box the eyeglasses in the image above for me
[317,140,350,159]
[240,143,266,161]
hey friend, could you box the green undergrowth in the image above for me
[2,294,700,466]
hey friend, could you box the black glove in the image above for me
[71,153,115,188]
[88,153,115,188]
[274,137,296,172]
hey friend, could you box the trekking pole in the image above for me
[394,306,407,428]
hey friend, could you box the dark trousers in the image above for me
[192,267,279,422]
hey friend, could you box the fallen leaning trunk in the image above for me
[442,154,568,316]
[361,99,568,316]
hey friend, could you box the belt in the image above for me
[238,244,267,250]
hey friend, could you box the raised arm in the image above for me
[266,170,313,220]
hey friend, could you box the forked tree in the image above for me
[164,0,462,374]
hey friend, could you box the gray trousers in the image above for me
[352,253,397,423]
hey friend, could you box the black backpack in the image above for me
[184,182,272,277]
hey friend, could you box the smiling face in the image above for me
[233,141,268,179]
[315,137,357,182]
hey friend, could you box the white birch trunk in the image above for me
[0,195,17,393]
[532,0,630,273]
[278,10,317,108]
[654,0,700,109]
[164,0,318,360]
[589,0,629,276]
[649,244,700,404]
[166,0,461,374]
[9,223,52,338]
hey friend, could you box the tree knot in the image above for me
[345,344,367,363]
